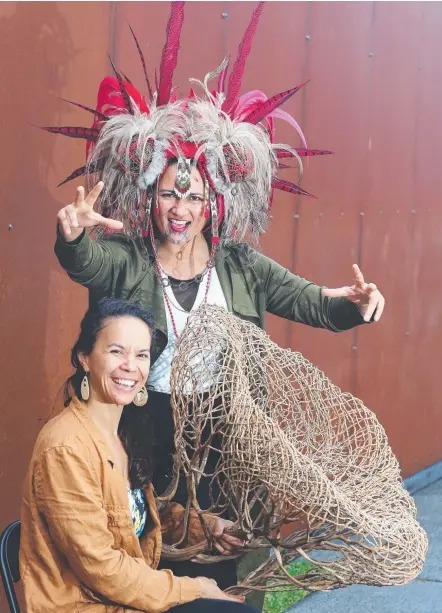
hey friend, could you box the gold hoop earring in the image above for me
[81,374,90,401]
[133,386,148,407]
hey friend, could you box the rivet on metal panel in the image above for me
[352,345,358,351]
[269,215,274,220]
[368,51,374,57]
[8,224,13,231]
[405,331,410,336]
[319,212,323,218]
[411,209,416,214]
[222,12,228,19]
[305,34,311,41]
[294,214,300,219]
[360,212,364,217]
[396,210,400,214]
[340,212,344,217]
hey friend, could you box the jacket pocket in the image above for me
[106,507,135,550]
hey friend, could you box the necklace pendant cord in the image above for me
[149,220,217,339]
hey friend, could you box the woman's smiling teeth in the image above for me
[113,378,136,389]
[168,218,190,233]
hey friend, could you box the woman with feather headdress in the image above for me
[50,1,385,592]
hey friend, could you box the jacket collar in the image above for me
[69,396,158,527]
[69,396,121,470]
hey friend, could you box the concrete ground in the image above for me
[288,478,442,613]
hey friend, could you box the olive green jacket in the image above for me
[54,230,365,362]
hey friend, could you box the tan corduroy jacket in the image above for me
[20,396,203,613]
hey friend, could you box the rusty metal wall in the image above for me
[1,2,441,598]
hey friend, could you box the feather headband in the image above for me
[43,1,332,243]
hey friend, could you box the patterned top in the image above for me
[127,488,147,537]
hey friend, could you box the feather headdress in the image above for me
[44,1,332,244]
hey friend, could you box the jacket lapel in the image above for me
[216,247,260,323]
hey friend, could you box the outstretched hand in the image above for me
[322,264,385,322]
[57,182,123,241]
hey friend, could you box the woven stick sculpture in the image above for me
[164,305,427,594]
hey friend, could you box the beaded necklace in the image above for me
[149,220,218,339]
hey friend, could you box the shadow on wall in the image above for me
[0,0,76,566]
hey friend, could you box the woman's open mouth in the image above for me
[168,218,191,233]
[112,378,137,391]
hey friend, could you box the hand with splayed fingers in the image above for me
[322,264,385,323]
[57,181,123,242]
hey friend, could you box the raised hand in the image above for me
[57,182,123,241]
[322,264,385,322]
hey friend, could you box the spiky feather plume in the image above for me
[44,1,332,245]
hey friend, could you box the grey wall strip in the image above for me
[405,461,442,495]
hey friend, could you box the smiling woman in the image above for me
[77,317,151,405]
[64,298,154,409]
[20,297,254,613]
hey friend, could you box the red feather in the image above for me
[42,126,99,141]
[277,148,333,158]
[109,56,134,114]
[129,25,154,102]
[57,165,88,186]
[57,158,107,187]
[60,98,109,122]
[222,2,265,113]
[120,71,133,85]
[95,77,149,117]
[272,178,316,198]
[158,1,185,106]
[243,82,308,125]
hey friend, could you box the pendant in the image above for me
[173,157,192,199]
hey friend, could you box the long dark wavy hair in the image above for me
[64,298,156,489]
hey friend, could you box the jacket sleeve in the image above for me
[254,250,366,332]
[54,228,129,293]
[35,445,201,613]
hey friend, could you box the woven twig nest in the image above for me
[163,305,427,594]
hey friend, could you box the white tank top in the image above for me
[148,267,228,394]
